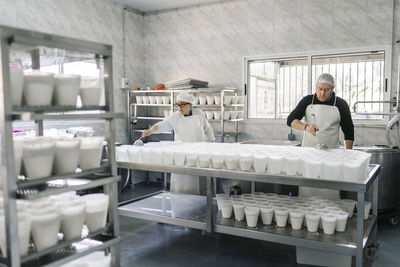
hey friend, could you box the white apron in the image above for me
[299,94,341,200]
[170,114,206,195]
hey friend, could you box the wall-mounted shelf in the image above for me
[128,88,245,143]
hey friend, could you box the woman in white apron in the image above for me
[142,92,215,195]
[287,73,354,200]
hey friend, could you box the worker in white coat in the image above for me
[142,92,215,194]
[287,73,354,200]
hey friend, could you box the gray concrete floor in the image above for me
[119,183,400,267]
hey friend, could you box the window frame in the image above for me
[243,45,392,126]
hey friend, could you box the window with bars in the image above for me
[247,50,387,120]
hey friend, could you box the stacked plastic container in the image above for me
[0,192,109,255]
[216,193,368,234]
[10,136,104,182]
[116,142,371,183]
[9,68,102,107]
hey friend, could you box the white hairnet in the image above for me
[176,92,194,104]
[316,73,335,87]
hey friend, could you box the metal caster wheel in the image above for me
[365,245,378,260]
[389,215,398,226]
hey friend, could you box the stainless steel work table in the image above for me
[118,162,380,267]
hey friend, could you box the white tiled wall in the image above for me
[0,0,145,143]
[142,0,399,146]
[1,0,399,146]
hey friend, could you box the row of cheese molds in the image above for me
[117,142,371,183]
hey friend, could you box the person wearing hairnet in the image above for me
[287,73,354,200]
[142,92,215,194]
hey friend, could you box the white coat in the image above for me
[155,109,215,194]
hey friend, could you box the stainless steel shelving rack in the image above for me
[117,161,380,267]
[0,26,122,267]
[128,88,244,143]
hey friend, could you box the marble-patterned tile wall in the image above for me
[144,0,398,146]
[0,0,145,143]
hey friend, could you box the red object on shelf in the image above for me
[152,85,166,90]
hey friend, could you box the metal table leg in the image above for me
[163,172,168,190]
[206,176,214,233]
[251,181,255,194]
[371,176,379,245]
[356,192,365,267]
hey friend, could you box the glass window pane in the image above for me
[247,51,386,120]
[311,52,385,119]
[248,58,308,119]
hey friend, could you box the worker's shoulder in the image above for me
[300,94,313,104]
[165,111,180,120]
[192,108,205,115]
[334,96,350,107]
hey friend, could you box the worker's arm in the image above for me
[345,140,353,149]
[287,95,315,135]
[203,116,215,142]
[142,125,159,137]
[337,98,354,146]
[291,119,318,136]
[142,112,177,138]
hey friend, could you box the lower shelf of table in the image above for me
[0,229,119,267]
[119,192,377,256]
[118,192,207,230]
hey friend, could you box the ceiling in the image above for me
[114,0,230,13]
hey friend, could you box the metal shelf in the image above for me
[0,25,121,267]
[132,117,243,123]
[117,162,380,192]
[13,105,107,113]
[133,104,171,107]
[174,104,244,108]
[129,88,242,143]
[12,112,124,121]
[21,235,119,267]
[208,118,244,122]
[193,104,222,107]
[131,129,173,135]
[119,191,207,230]
[118,159,380,267]
[119,191,376,256]
[130,88,237,94]
[224,104,245,107]
[17,165,111,187]
[214,132,241,137]
[214,212,376,256]
[136,116,165,120]
[191,104,244,108]
[15,226,109,263]
[17,176,120,200]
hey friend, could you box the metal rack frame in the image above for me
[117,161,380,267]
[128,88,244,143]
[0,25,120,267]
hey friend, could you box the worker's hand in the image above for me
[305,124,319,136]
[142,130,152,137]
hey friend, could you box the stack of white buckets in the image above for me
[0,192,109,257]
[9,66,102,107]
[10,136,105,182]
[216,193,371,234]
[0,134,108,257]
[116,142,371,183]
